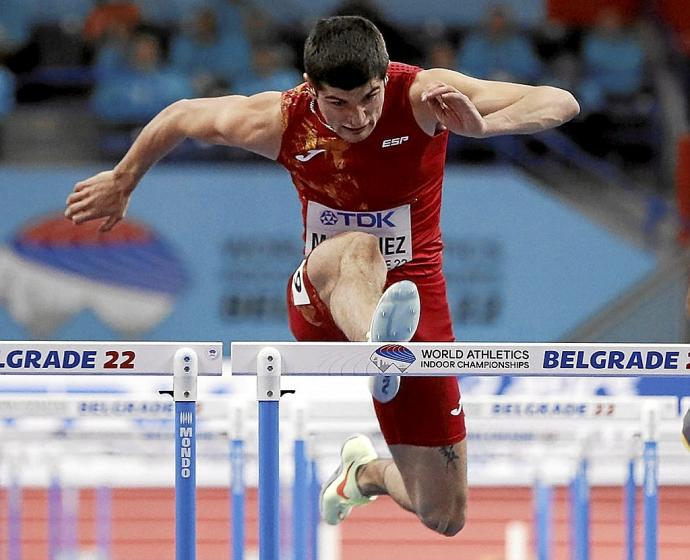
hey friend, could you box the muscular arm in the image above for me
[116,92,283,183]
[412,68,580,138]
[65,92,283,230]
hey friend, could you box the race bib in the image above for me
[305,201,412,270]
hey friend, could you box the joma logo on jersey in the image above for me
[295,149,326,162]
[382,136,409,148]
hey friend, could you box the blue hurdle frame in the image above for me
[293,413,309,560]
[642,403,660,560]
[48,473,61,560]
[625,450,637,560]
[309,456,320,560]
[643,441,658,560]
[96,485,112,559]
[533,477,552,560]
[256,348,282,560]
[174,348,199,560]
[231,436,246,560]
[8,475,21,560]
[570,456,590,560]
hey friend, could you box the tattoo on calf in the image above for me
[439,445,460,472]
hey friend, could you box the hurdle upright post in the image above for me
[293,403,309,560]
[642,403,660,560]
[7,460,21,560]
[48,469,61,560]
[625,435,639,560]
[174,348,199,560]
[256,347,282,560]
[229,400,246,560]
[533,474,552,560]
[96,485,112,560]
[61,486,79,559]
[309,435,321,560]
[576,455,591,560]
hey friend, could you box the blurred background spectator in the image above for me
[573,7,653,163]
[169,6,251,96]
[91,31,194,123]
[456,5,543,83]
[91,15,136,81]
[232,43,301,96]
[426,40,457,70]
[83,0,141,44]
[581,7,645,100]
[213,0,249,36]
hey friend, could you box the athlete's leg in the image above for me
[357,441,467,536]
[358,277,467,536]
[306,232,387,342]
[311,235,452,531]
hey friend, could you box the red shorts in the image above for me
[286,259,466,447]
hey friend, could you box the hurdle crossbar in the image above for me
[231,342,690,377]
[0,342,222,376]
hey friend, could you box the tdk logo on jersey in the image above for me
[320,210,397,228]
[382,136,409,148]
[320,210,338,225]
[370,344,416,373]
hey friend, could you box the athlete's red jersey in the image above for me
[278,62,449,280]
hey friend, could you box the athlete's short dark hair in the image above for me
[304,16,389,91]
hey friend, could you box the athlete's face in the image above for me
[310,77,386,143]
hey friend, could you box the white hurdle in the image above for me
[230,341,690,560]
[0,341,222,560]
[0,394,240,560]
[462,395,679,560]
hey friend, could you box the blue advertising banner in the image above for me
[0,164,655,344]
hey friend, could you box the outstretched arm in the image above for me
[412,67,580,138]
[65,92,283,231]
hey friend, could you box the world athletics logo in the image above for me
[370,344,416,374]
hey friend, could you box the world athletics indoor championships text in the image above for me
[419,348,529,369]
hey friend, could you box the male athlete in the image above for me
[65,16,579,536]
